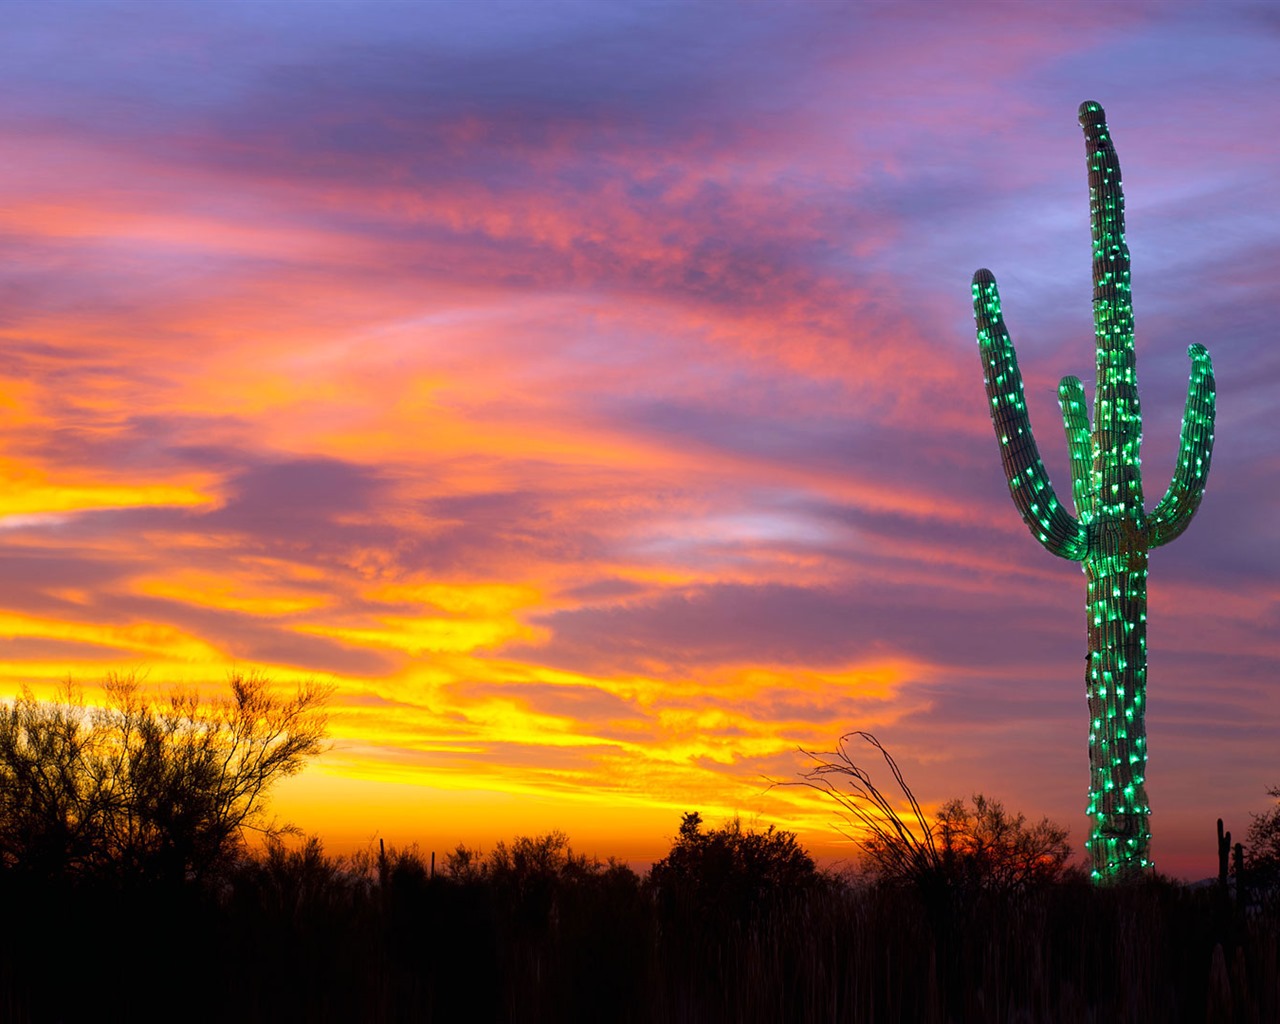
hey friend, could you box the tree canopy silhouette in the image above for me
[1246,785,1280,894]
[648,812,819,916]
[0,672,330,884]
[926,794,1073,893]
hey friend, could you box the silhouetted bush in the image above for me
[442,839,487,882]
[649,811,821,927]
[489,830,592,925]
[929,793,1075,892]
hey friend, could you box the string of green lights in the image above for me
[971,101,1217,882]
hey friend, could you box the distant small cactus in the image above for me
[1218,819,1231,892]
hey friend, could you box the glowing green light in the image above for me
[970,102,1217,882]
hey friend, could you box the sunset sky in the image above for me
[1,1,1277,878]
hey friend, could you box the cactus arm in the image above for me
[1058,375,1095,522]
[1147,343,1216,548]
[972,269,1088,561]
[1079,100,1144,522]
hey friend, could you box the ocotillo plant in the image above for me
[970,101,1216,882]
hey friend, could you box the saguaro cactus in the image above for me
[970,101,1216,881]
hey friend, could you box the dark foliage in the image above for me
[402,833,647,1023]
[1246,785,1280,895]
[649,811,821,919]
[0,824,1276,1022]
[0,673,329,884]
[929,794,1075,892]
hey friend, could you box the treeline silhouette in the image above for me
[4,824,1276,1023]
[0,683,1277,1022]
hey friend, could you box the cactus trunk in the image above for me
[1085,540,1149,875]
[971,102,1216,882]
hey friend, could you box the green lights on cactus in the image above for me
[971,101,1217,882]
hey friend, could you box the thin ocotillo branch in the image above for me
[781,731,941,882]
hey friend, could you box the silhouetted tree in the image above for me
[0,672,330,884]
[930,794,1073,892]
[648,811,819,917]
[1246,785,1280,894]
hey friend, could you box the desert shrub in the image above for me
[488,829,600,884]
[929,793,1075,892]
[648,811,820,920]
[443,840,488,882]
